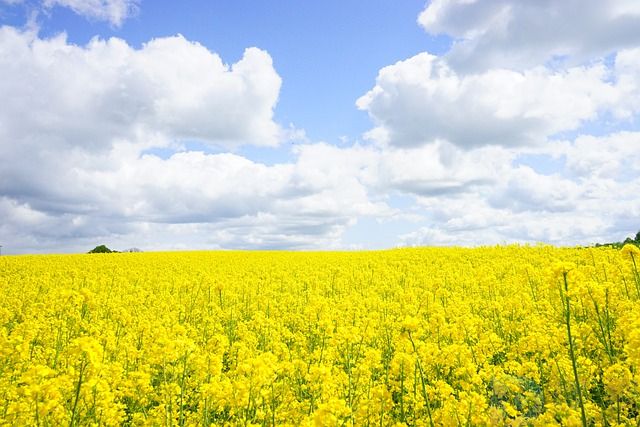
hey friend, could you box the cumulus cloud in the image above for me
[487,166,580,213]
[0,27,282,153]
[418,0,640,71]
[400,213,612,247]
[0,144,392,253]
[370,141,509,196]
[392,130,640,247]
[561,132,640,179]
[42,0,139,27]
[0,145,390,253]
[356,51,640,149]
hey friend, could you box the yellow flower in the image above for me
[401,316,420,333]
[552,261,575,277]
[621,243,640,255]
[603,363,632,399]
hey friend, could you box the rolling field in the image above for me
[1,246,639,426]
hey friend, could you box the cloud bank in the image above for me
[0,28,389,252]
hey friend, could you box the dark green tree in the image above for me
[88,245,113,253]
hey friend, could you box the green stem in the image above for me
[35,393,40,427]
[179,352,188,427]
[69,359,86,427]
[408,332,435,427]
[562,272,587,427]
[399,361,405,423]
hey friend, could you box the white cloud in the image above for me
[418,0,640,71]
[357,52,631,148]
[487,166,580,213]
[0,27,282,154]
[401,213,611,247]
[0,144,392,253]
[42,0,139,27]
[372,141,511,195]
[613,48,640,117]
[562,132,640,179]
[392,130,640,247]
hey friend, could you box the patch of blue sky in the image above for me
[341,194,425,249]
[139,140,224,159]
[543,50,616,73]
[550,111,640,142]
[543,54,571,71]
[615,157,640,183]
[602,51,617,80]
[386,193,419,211]
[140,146,176,160]
[342,216,424,249]
[513,153,567,176]
[237,144,297,166]
[140,139,297,166]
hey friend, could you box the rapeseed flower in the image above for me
[0,246,638,424]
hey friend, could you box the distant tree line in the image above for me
[594,230,640,249]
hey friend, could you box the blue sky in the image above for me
[1,0,639,253]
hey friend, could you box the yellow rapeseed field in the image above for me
[1,245,639,426]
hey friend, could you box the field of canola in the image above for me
[1,246,640,426]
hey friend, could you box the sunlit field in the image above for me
[1,246,639,426]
